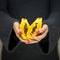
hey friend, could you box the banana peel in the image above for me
[19,17,43,40]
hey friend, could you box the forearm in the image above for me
[38,0,60,54]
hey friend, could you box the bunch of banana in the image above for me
[26,18,42,39]
[19,17,43,40]
[19,18,30,40]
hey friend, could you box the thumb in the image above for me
[13,22,22,34]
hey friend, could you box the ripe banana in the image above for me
[27,18,43,39]
[19,18,30,40]
[19,17,43,40]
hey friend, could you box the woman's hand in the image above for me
[13,22,36,44]
[13,22,48,44]
[26,24,49,44]
[13,22,27,43]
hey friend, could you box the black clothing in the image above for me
[0,0,60,60]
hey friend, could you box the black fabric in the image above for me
[8,29,19,51]
[42,12,60,54]
[0,0,60,60]
[39,33,49,53]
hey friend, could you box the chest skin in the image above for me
[7,0,50,22]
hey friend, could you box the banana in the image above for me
[27,18,43,39]
[19,18,30,40]
[19,17,43,40]
[34,18,42,35]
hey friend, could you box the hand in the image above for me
[13,22,38,44]
[13,22,27,43]
[26,24,48,44]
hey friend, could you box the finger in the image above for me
[36,24,48,35]
[26,39,38,44]
[30,40,38,44]
[25,39,31,44]
[14,23,21,33]
[38,29,48,40]
[13,22,20,30]
[31,33,38,41]
[16,33,26,43]
[13,22,23,35]
[40,25,47,33]
[13,22,26,43]
[41,29,48,38]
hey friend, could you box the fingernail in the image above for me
[27,39,30,43]
[36,31,40,34]
[19,31,23,35]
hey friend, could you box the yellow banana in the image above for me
[34,18,42,35]
[19,18,30,40]
[19,17,43,40]
[27,18,43,39]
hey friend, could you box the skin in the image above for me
[13,22,48,44]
